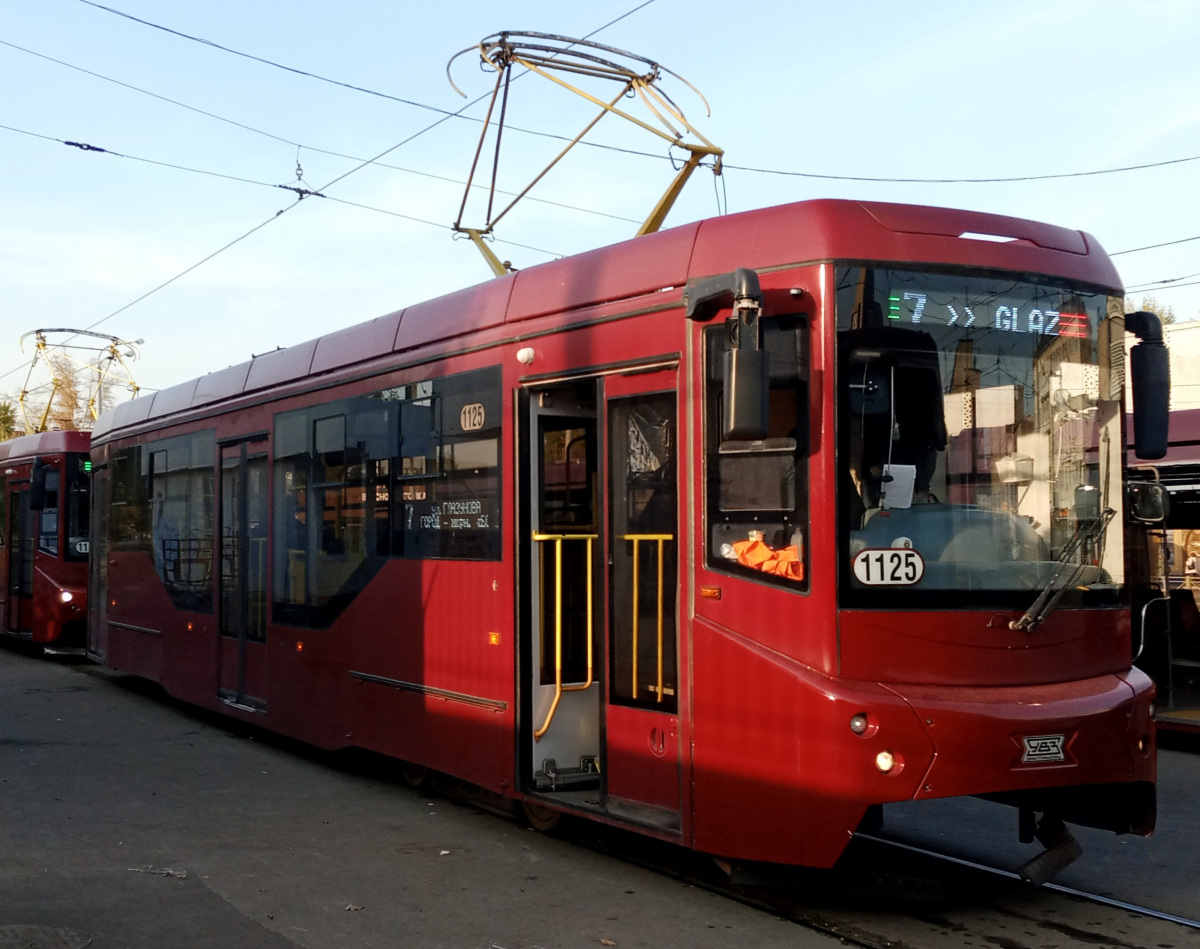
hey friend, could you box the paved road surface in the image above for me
[0,646,835,949]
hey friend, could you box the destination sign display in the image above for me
[405,499,496,532]
[886,290,1089,339]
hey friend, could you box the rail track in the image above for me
[554,814,1200,949]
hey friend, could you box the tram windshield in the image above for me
[835,266,1125,610]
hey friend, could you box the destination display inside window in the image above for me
[885,289,1090,338]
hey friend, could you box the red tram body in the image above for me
[1,430,91,648]
[88,200,1158,869]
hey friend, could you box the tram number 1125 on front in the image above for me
[852,548,925,586]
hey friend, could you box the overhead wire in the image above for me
[0,39,643,225]
[719,154,1200,184]
[1125,271,1200,292]
[0,0,659,387]
[65,2,1200,188]
[1110,234,1200,256]
[1125,279,1200,295]
[68,0,665,162]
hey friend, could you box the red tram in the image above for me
[1,430,91,650]
[87,199,1168,873]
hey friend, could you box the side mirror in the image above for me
[685,267,770,441]
[722,348,769,440]
[1127,311,1170,460]
[29,457,46,511]
[1127,481,1168,524]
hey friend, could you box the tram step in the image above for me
[535,756,601,792]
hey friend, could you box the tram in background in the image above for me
[1131,407,1200,732]
[1,430,91,651]
[86,199,1169,877]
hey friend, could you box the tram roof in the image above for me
[92,198,1118,444]
[0,429,91,464]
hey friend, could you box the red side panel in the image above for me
[347,558,513,791]
[690,617,931,867]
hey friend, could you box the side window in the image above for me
[396,367,502,561]
[705,315,810,589]
[37,467,60,556]
[271,366,502,628]
[64,454,91,562]
[149,431,216,611]
[609,393,678,711]
[110,445,151,551]
[273,398,394,628]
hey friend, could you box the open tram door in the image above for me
[4,477,35,635]
[519,366,682,832]
[216,436,269,711]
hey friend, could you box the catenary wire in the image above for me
[1125,272,1200,292]
[65,1,1200,187]
[0,0,657,387]
[0,122,563,248]
[0,120,639,227]
[69,0,666,162]
[0,39,643,226]
[1110,234,1200,256]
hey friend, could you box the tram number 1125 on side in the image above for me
[852,548,924,586]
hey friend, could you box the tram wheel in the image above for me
[521,801,562,833]
[399,762,430,790]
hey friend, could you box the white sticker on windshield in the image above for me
[852,548,924,586]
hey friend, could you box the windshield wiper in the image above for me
[1009,508,1115,632]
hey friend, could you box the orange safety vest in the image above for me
[731,539,804,582]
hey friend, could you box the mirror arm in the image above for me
[684,267,763,330]
[1126,310,1164,344]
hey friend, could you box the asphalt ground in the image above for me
[0,644,836,949]
[3,642,1198,948]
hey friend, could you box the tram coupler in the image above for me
[1016,812,1082,885]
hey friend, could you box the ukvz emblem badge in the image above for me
[1022,734,1066,763]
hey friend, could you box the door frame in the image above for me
[216,433,270,710]
[518,380,603,794]
[516,360,684,830]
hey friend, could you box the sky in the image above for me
[2,0,1199,405]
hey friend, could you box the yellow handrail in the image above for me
[532,533,597,740]
[623,534,673,702]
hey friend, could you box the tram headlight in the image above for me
[59,590,74,604]
[875,750,896,773]
[849,713,869,735]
